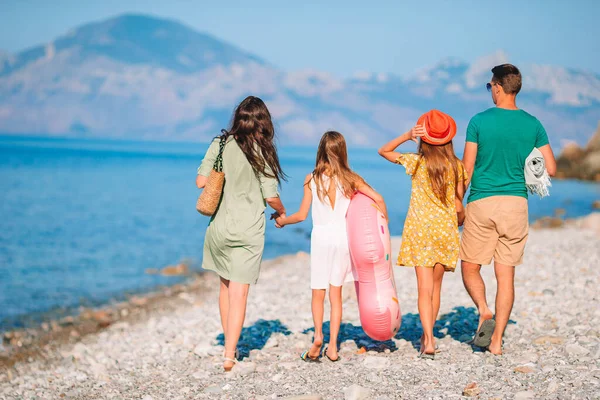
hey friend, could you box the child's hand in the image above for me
[275,214,286,228]
[410,125,426,143]
[271,212,286,228]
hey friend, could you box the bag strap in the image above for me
[213,135,227,172]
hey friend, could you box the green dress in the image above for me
[197,136,279,284]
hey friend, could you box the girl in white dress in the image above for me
[274,131,387,362]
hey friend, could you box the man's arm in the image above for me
[538,144,556,177]
[462,142,477,186]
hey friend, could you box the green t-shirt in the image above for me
[466,108,550,203]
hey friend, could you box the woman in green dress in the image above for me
[196,96,287,372]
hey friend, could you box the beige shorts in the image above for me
[459,196,529,266]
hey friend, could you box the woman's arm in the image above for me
[538,144,557,177]
[196,139,219,189]
[266,197,286,217]
[378,125,425,163]
[355,181,388,220]
[274,174,312,228]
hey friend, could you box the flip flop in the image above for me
[300,350,321,363]
[321,345,341,362]
[418,350,435,360]
[473,319,496,348]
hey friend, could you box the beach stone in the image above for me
[204,385,222,394]
[142,396,153,400]
[363,356,390,369]
[283,396,322,400]
[236,362,256,376]
[193,343,212,358]
[344,384,371,400]
[74,372,88,382]
[192,370,210,380]
[534,336,565,345]
[60,316,75,326]
[566,343,590,356]
[130,296,148,307]
[92,311,112,328]
[264,336,279,349]
[111,322,130,331]
[462,382,481,397]
[161,263,188,276]
[514,391,535,400]
[278,362,297,370]
[515,352,539,364]
[514,365,535,374]
[546,380,559,394]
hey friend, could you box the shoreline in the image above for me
[0,254,301,370]
[2,211,598,371]
[0,273,207,369]
[1,227,599,398]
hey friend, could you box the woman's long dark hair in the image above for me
[222,96,286,184]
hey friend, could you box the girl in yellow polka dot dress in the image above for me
[378,110,467,359]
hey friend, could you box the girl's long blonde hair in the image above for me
[417,141,463,205]
[312,131,364,201]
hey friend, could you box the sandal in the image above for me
[418,350,435,360]
[300,350,321,362]
[321,345,341,362]
[223,350,238,372]
[473,319,496,348]
[420,335,440,353]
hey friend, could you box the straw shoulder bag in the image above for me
[196,135,227,216]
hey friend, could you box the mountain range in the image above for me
[1,14,599,147]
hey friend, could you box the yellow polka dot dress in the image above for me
[396,154,466,271]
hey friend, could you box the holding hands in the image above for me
[270,212,286,228]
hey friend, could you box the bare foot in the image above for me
[420,336,435,355]
[308,335,323,359]
[488,338,503,355]
[478,308,494,330]
[420,334,437,351]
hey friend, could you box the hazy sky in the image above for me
[1,0,599,77]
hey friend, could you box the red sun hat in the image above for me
[416,110,457,145]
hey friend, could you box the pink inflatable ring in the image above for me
[346,192,401,341]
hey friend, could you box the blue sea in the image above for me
[0,135,598,330]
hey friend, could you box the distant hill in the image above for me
[1,14,599,146]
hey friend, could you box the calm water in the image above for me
[0,135,598,330]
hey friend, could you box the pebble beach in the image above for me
[1,225,600,400]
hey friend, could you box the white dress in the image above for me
[310,176,354,289]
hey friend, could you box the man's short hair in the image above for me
[491,64,522,95]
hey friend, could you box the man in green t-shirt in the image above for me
[459,64,556,355]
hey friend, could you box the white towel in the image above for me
[525,148,551,198]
